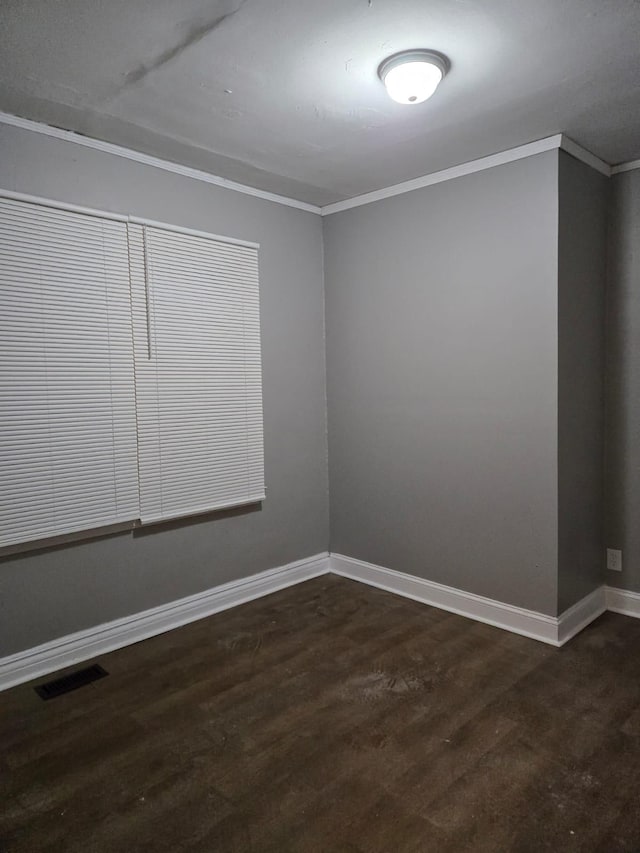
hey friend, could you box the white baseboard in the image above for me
[0,552,330,692]
[331,553,558,645]
[605,585,640,618]
[330,554,606,647]
[4,551,636,693]
[557,586,607,645]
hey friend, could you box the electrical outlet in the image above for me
[607,548,622,572]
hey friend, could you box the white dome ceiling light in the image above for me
[378,50,450,105]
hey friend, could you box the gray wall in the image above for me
[606,168,640,591]
[0,124,329,656]
[324,152,561,615]
[557,152,608,611]
[0,126,621,656]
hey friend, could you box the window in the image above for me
[0,193,264,550]
[128,221,265,524]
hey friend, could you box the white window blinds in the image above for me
[0,193,264,549]
[128,222,265,524]
[0,196,139,548]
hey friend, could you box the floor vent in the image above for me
[34,664,108,700]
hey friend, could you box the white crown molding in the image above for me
[1,111,619,219]
[559,135,611,177]
[321,136,564,216]
[0,552,330,692]
[605,585,640,618]
[322,135,613,216]
[611,158,640,175]
[0,111,322,216]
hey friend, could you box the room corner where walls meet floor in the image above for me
[1,551,638,693]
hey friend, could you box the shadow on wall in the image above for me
[605,170,640,592]
[132,501,262,537]
[0,502,263,562]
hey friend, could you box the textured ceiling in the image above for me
[1,0,639,205]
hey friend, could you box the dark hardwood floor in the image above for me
[2,574,640,852]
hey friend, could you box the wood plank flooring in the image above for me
[2,575,640,852]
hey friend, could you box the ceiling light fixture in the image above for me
[378,50,449,105]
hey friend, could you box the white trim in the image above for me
[556,586,607,645]
[322,135,612,216]
[605,585,640,618]
[0,111,322,215]
[1,112,617,218]
[0,552,330,692]
[611,159,640,175]
[331,553,607,647]
[559,135,611,177]
[330,553,562,645]
[4,552,632,692]
[321,136,563,216]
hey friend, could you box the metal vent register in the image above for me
[34,664,108,700]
